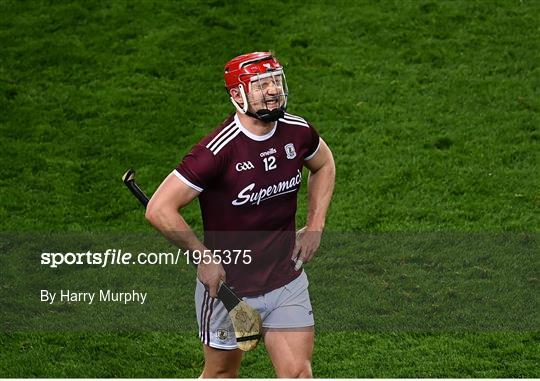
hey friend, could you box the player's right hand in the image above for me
[197,261,226,298]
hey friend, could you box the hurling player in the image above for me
[146,52,335,378]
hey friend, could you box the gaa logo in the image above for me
[235,161,255,172]
[284,143,296,159]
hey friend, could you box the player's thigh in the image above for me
[202,344,243,378]
[264,327,314,378]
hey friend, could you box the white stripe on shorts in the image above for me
[200,290,214,345]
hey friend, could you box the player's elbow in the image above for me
[145,198,165,227]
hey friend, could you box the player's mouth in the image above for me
[265,99,279,109]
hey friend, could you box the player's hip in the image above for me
[195,270,313,349]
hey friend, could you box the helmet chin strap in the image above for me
[246,107,285,123]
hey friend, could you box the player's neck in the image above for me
[236,112,275,136]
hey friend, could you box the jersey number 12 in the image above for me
[263,156,277,171]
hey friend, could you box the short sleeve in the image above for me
[304,122,321,161]
[174,144,219,192]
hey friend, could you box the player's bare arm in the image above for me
[145,173,225,297]
[293,139,335,264]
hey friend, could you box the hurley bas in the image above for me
[41,289,147,305]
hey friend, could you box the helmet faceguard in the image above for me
[224,52,288,123]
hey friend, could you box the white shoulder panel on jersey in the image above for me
[279,112,310,128]
[205,120,241,155]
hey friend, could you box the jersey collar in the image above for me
[234,114,277,141]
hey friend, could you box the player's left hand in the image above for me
[292,226,322,269]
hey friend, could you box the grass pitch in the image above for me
[1,0,538,377]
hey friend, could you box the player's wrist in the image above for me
[305,222,325,231]
[197,256,222,267]
[189,247,222,267]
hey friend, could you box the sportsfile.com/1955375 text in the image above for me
[40,248,252,268]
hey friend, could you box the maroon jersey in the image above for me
[175,112,321,296]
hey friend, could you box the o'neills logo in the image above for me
[260,148,277,157]
[232,170,302,206]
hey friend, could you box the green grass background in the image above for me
[1,0,539,377]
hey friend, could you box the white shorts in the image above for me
[195,270,314,349]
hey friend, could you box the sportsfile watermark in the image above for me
[1,232,538,332]
[40,248,252,268]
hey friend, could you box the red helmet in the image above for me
[224,52,283,92]
[224,52,288,122]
